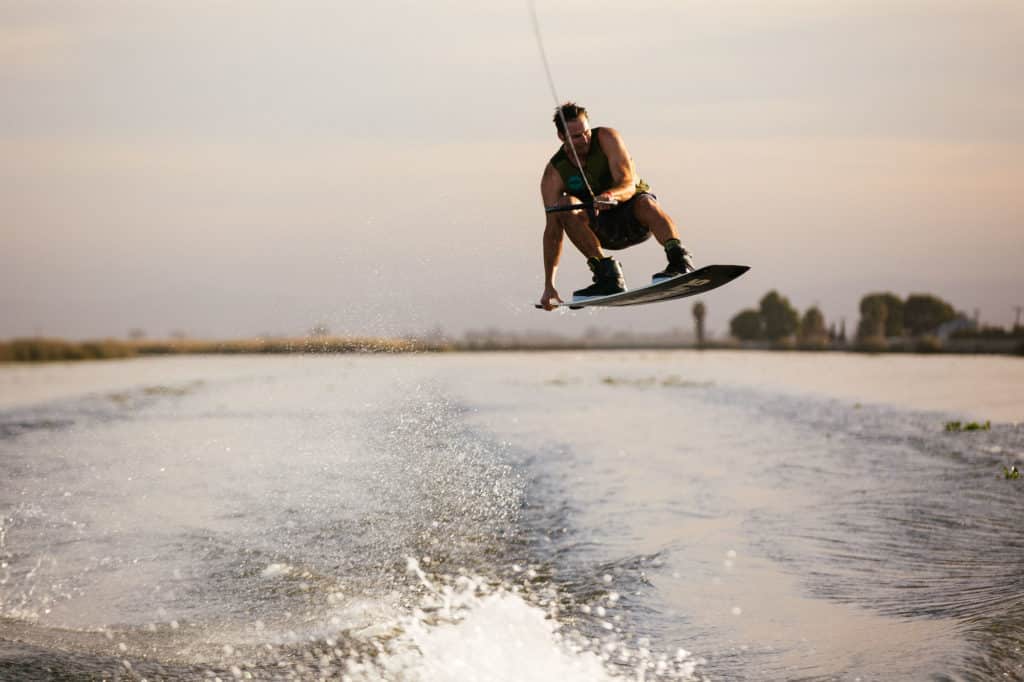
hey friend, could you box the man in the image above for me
[538,102,693,310]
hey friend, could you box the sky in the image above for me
[2,0,1022,340]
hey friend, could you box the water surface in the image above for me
[1,351,1022,680]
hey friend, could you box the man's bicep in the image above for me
[601,129,635,183]
[540,163,565,205]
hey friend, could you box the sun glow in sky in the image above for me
[2,1,1022,339]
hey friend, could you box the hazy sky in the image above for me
[2,1,1022,340]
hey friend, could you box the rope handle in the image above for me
[544,198,618,214]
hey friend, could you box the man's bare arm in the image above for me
[541,163,568,284]
[543,220,563,288]
[594,127,638,203]
[539,163,567,308]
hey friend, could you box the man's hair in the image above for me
[553,102,588,135]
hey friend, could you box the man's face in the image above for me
[558,116,591,158]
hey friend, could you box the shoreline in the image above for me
[1,335,1021,363]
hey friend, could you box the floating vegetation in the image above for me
[602,376,657,388]
[141,383,200,397]
[661,375,714,388]
[107,382,204,406]
[1004,466,1020,480]
[600,375,713,389]
[944,420,992,432]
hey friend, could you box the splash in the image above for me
[330,558,705,681]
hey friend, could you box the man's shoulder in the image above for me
[595,126,628,157]
[541,159,564,188]
[547,147,571,177]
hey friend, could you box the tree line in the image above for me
[727,291,832,348]
[726,290,1021,350]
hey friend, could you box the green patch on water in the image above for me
[142,384,196,397]
[600,375,713,389]
[1003,466,1020,480]
[662,375,714,388]
[944,420,991,432]
[107,381,204,405]
[602,376,657,388]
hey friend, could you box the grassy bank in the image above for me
[0,336,450,362]
[3,334,1022,363]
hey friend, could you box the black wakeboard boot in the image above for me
[573,257,626,300]
[652,244,695,283]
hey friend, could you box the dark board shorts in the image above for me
[592,192,654,250]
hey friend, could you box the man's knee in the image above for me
[632,194,668,223]
[633,193,659,213]
[557,201,589,229]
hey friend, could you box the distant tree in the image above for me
[759,291,799,341]
[903,294,956,336]
[860,292,904,336]
[856,296,888,341]
[692,301,707,347]
[730,309,764,341]
[309,323,330,337]
[798,307,828,347]
[838,318,847,344]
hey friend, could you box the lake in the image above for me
[1,351,1022,680]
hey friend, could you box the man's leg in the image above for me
[556,198,626,298]
[557,201,604,259]
[630,194,680,245]
[631,194,694,280]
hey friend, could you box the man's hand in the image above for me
[539,285,563,311]
[593,192,617,214]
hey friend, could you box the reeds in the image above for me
[0,338,139,362]
[135,336,437,355]
[0,336,448,362]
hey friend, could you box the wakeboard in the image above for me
[537,264,749,309]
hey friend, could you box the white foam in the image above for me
[260,563,292,578]
[390,591,613,682]
[337,560,703,681]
